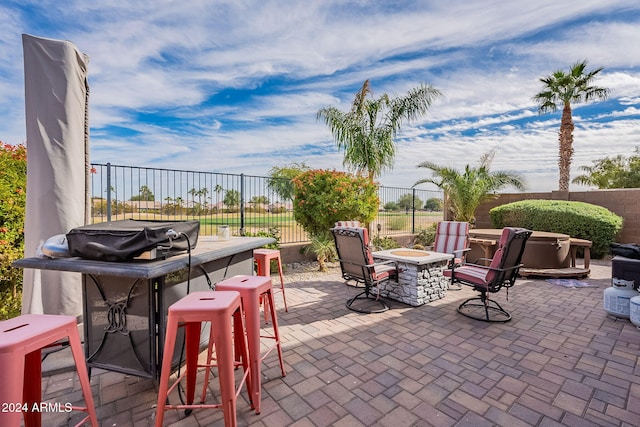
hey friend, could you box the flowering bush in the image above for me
[0,142,26,319]
[292,169,378,237]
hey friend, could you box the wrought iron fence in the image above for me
[90,163,443,244]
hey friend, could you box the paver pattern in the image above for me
[35,260,640,426]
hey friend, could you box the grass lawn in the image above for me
[96,210,443,242]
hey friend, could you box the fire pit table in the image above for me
[372,249,453,306]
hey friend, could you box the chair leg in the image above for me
[457,292,511,322]
[345,286,389,314]
[448,263,462,291]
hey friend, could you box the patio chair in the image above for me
[331,223,398,313]
[432,221,470,290]
[444,227,532,322]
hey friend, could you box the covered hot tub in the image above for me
[468,229,571,269]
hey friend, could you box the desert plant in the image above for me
[489,199,622,258]
[413,224,437,248]
[304,232,337,272]
[414,150,525,223]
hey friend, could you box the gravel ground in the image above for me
[281,261,342,283]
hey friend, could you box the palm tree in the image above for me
[317,79,441,182]
[214,184,223,210]
[533,60,609,191]
[414,150,525,223]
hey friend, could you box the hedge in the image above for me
[489,199,623,258]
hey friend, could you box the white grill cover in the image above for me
[21,34,90,317]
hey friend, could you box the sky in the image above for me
[1,1,639,192]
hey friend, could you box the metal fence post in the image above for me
[106,162,112,221]
[412,187,416,234]
[240,173,245,235]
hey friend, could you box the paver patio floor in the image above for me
[35,259,640,426]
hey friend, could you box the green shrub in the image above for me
[387,215,408,231]
[413,224,437,248]
[292,170,378,238]
[371,235,401,250]
[242,227,280,250]
[489,199,623,258]
[0,142,27,320]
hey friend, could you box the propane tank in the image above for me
[603,278,637,319]
[630,294,640,328]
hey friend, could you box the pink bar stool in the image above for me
[215,275,286,415]
[155,291,251,427]
[0,314,98,427]
[253,248,288,313]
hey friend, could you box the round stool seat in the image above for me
[253,248,288,312]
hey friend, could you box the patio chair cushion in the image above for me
[433,221,469,256]
[372,263,396,281]
[335,221,362,228]
[443,228,511,289]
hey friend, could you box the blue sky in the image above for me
[1,1,639,192]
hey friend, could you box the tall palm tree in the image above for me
[414,151,525,223]
[533,60,609,191]
[214,184,223,210]
[317,79,441,182]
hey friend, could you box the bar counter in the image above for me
[14,236,274,378]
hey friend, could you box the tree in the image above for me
[414,150,526,223]
[317,79,441,182]
[130,185,155,201]
[397,193,423,212]
[424,198,443,211]
[249,195,270,205]
[213,184,224,210]
[223,189,240,209]
[268,162,310,202]
[533,60,609,191]
[383,201,399,211]
[572,147,640,189]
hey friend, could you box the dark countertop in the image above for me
[13,236,274,279]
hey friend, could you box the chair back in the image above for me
[486,227,532,288]
[334,220,362,228]
[433,221,469,255]
[331,225,375,284]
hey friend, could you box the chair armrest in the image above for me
[452,248,471,257]
[462,262,523,273]
[365,259,397,268]
[471,257,493,265]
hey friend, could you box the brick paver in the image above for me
[32,260,640,426]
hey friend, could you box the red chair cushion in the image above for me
[434,221,469,255]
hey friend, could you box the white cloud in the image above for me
[1,0,639,195]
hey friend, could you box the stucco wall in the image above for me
[474,189,640,244]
